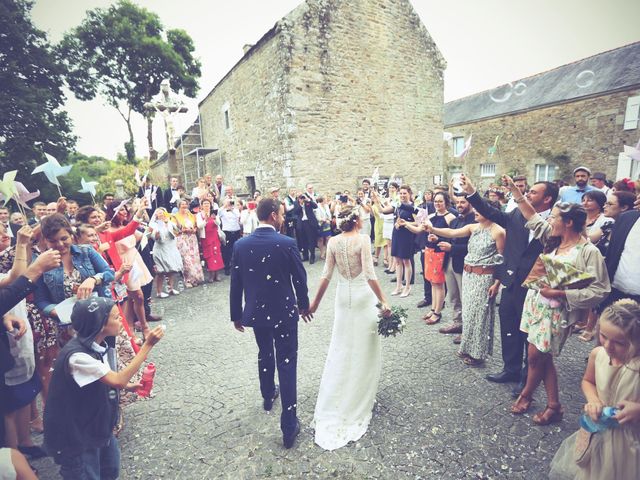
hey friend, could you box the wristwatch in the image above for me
[92,274,103,285]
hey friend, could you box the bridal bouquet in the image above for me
[376,303,407,338]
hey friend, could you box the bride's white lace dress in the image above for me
[314,233,381,450]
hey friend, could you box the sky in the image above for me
[31,0,640,160]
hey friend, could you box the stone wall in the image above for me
[196,0,445,196]
[198,26,292,195]
[287,0,446,191]
[444,88,640,189]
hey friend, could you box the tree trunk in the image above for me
[124,113,136,165]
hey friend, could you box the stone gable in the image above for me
[193,0,445,195]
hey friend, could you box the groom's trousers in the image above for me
[253,323,298,435]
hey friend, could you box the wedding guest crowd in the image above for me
[1,164,639,478]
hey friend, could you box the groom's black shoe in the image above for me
[283,419,300,449]
[263,385,280,411]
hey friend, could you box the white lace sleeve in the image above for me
[321,237,336,281]
[360,235,377,281]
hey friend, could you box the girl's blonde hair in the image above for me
[600,299,640,363]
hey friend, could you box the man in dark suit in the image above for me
[230,198,310,449]
[460,174,558,386]
[163,177,181,212]
[292,193,319,264]
[602,209,640,306]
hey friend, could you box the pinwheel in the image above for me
[13,182,40,210]
[488,135,500,157]
[455,134,473,159]
[0,171,18,207]
[110,198,130,220]
[371,167,380,186]
[31,153,72,196]
[78,177,99,202]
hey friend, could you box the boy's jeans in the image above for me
[55,434,120,480]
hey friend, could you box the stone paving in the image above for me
[34,256,593,479]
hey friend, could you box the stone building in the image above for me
[153,0,446,194]
[443,42,640,190]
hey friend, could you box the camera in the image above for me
[339,195,348,203]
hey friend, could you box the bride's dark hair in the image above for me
[337,205,359,232]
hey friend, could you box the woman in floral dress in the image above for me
[172,199,204,288]
[504,176,610,426]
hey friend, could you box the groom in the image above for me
[230,198,310,448]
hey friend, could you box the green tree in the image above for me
[57,0,201,164]
[0,0,75,190]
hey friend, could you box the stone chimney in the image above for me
[243,44,254,55]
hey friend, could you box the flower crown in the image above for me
[336,207,359,230]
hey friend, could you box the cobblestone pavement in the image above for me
[34,256,592,479]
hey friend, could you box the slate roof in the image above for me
[444,42,640,127]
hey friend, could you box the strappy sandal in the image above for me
[510,394,533,414]
[533,404,564,425]
[455,350,470,359]
[578,330,595,342]
[463,356,484,367]
[424,312,442,325]
[422,309,435,322]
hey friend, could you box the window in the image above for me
[224,109,230,130]
[616,152,640,180]
[535,164,556,182]
[452,137,465,156]
[480,163,496,177]
[624,95,640,130]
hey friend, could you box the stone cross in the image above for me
[144,79,188,153]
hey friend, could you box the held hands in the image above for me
[427,233,438,243]
[233,320,245,332]
[3,314,27,339]
[584,399,605,422]
[616,400,640,425]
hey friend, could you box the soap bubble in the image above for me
[489,83,513,103]
[513,82,527,96]
[576,70,595,88]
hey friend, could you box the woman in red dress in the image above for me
[197,199,224,282]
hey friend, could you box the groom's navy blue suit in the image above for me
[230,225,309,437]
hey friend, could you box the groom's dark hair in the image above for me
[257,198,281,221]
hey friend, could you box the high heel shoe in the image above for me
[400,287,411,298]
[391,288,402,296]
[532,404,564,425]
[510,394,533,414]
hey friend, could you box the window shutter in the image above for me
[623,95,640,130]
[616,152,632,179]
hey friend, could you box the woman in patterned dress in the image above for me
[504,175,610,426]
[172,199,204,288]
[421,204,505,366]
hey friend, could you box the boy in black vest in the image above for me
[44,297,164,479]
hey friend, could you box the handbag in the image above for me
[218,229,227,245]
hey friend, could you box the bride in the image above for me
[305,205,390,450]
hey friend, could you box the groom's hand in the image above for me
[233,321,245,332]
[299,308,313,323]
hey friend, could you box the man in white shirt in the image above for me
[219,199,242,275]
[504,176,528,213]
[604,210,640,306]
